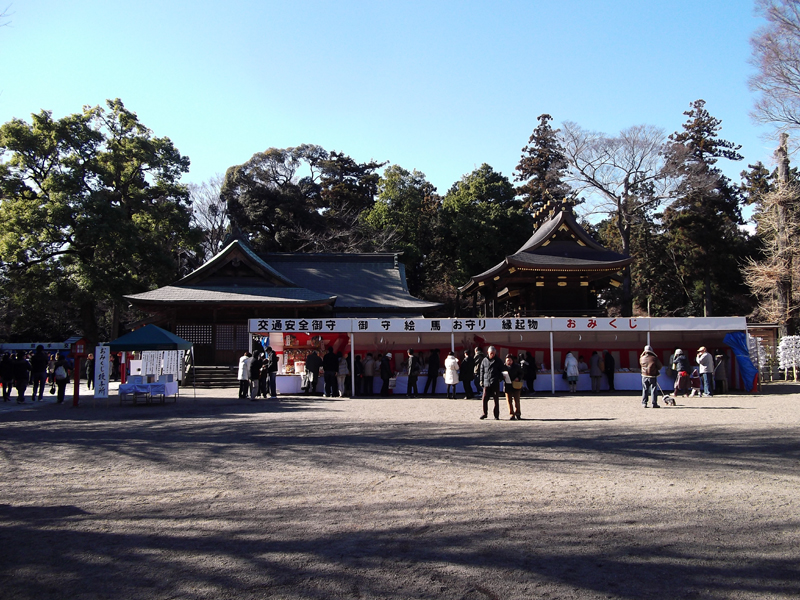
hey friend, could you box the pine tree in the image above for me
[662,100,751,317]
[514,114,573,213]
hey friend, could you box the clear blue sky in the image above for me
[0,0,775,203]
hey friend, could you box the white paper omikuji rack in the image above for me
[776,335,800,381]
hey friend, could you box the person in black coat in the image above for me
[603,350,616,392]
[1,353,14,402]
[12,351,32,404]
[322,347,339,398]
[519,351,537,395]
[249,352,263,400]
[422,349,440,395]
[478,346,503,420]
[304,350,323,395]
[459,349,475,399]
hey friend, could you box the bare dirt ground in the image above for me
[1,384,799,599]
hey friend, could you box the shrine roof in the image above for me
[264,254,441,310]
[125,285,335,306]
[459,208,633,293]
[125,240,440,313]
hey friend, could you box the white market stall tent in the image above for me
[248,316,752,394]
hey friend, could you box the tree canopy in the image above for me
[222,145,387,253]
[661,100,750,317]
[0,99,200,341]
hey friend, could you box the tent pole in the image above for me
[550,331,555,394]
[349,333,355,398]
[192,346,196,400]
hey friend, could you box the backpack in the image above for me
[55,365,67,380]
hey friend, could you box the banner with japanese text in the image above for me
[93,345,110,399]
[352,318,453,333]
[249,318,352,334]
[551,317,649,332]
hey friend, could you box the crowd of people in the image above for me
[237,346,279,400]
[233,343,731,419]
[638,345,729,408]
[0,345,75,404]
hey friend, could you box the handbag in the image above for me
[512,381,523,390]
[49,382,56,395]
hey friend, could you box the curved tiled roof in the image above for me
[125,285,335,306]
[460,209,632,293]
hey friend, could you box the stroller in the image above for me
[688,368,702,397]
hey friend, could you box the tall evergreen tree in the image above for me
[661,100,751,317]
[514,114,573,213]
[363,165,441,297]
[0,99,200,342]
[441,164,532,287]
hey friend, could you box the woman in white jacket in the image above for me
[564,351,580,394]
[444,351,460,399]
[237,351,252,399]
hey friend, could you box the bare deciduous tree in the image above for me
[743,134,799,334]
[286,204,400,254]
[189,174,229,261]
[559,122,671,316]
[750,0,800,130]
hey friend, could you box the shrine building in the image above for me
[459,199,633,317]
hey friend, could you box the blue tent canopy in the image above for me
[106,325,192,352]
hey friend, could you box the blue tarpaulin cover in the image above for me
[724,332,758,392]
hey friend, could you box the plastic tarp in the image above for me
[724,332,759,392]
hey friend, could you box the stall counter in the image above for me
[274,371,675,395]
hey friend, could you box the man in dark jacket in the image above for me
[322,347,339,398]
[304,350,323,395]
[249,352,263,401]
[603,350,616,392]
[460,349,475,399]
[479,346,503,420]
[264,346,279,398]
[30,345,49,401]
[639,345,663,408]
[422,349,440,395]
[1,353,14,402]
[12,351,32,404]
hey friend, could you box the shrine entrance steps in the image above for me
[187,365,238,389]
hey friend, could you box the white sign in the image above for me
[249,318,352,333]
[163,351,181,381]
[551,317,649,332]
[352,318,453,333]
[142,351,160,376]
[452,318,547,332]
[94,346,110,399]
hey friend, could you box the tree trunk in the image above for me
[618,211,633,317]
[111,302,120,341]
[703,269,713,317]
[80,301,99,347]
[776,133,794,336]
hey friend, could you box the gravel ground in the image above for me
[1,384,799,599]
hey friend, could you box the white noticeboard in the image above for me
[163,351,181,381]
[141,351,161,376]
[94,345,110,399]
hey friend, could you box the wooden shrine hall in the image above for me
[125,238,440,365]
[459,199,633,317]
